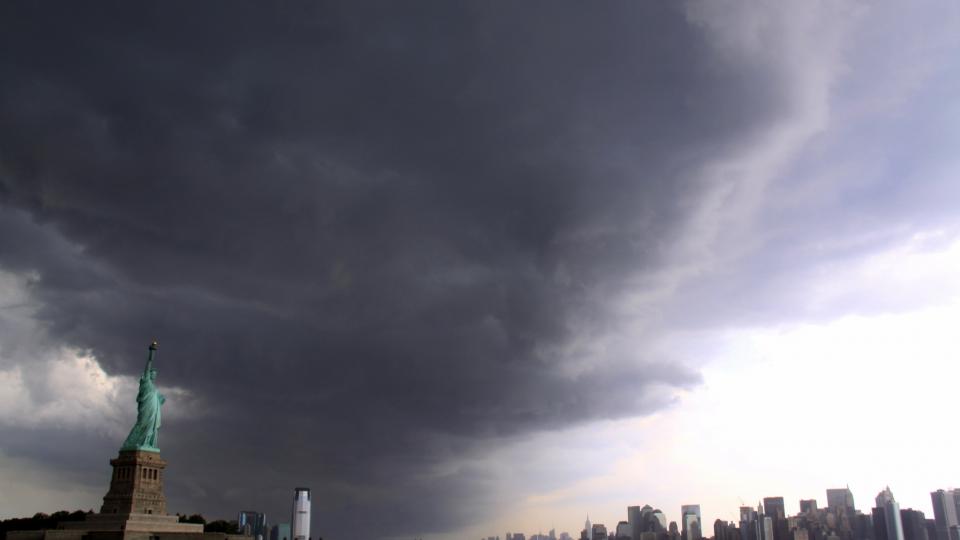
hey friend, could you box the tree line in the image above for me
[1,511,241,540]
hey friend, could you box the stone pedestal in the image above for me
[57,449,204,534]
[101,450,168,515]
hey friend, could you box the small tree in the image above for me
[205,520,240,534]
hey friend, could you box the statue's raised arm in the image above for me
[142,342,155,376]
[120,341,166,453]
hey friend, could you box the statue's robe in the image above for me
[121,374,164,450]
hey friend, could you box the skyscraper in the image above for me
[763,497,787,540]
[716,520,733,540]
[685,515,702,540]
[763,517,774,540]
[629,505,663,537]
[901,509,930,540]
[238,511,267,540]
[682,505,702,520]
[292,487,311,540]
[764,498,786,520]
[629,507,642,540]
[828,489,857,514]
[740,506,759,540]
[682,505,702,540]
[875,487,905,540]
[931,490,960,540]
[653,511,667,532]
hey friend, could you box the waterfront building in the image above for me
[291,488,311,540]
[238,511,266,540]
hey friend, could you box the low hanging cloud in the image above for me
[1,1,958,539]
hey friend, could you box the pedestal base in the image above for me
[59,513,204,533]
[101,450,168,515]
[9,529,247,540]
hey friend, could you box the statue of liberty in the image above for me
[121,341,165,452]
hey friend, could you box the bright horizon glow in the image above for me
[456,232,960,539]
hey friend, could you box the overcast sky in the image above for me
[1,2,959,539]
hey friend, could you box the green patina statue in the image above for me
[120,341,166,453]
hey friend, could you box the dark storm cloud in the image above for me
[0,2,795,537]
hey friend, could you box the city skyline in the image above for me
[484,486,960,540]
[1,1,959,539]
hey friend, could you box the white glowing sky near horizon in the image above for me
[454,231,960,539]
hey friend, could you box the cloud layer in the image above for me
[1,1,958,538]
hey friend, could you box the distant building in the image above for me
[716,520,740,540]
[684,514,702,540]
[763,516,774,540]
[291,488,310,540]
[629,508,643,540]
[617,521,632,540]
[828,489,857,514]
[238,511,266,540]
[682,505,702,540]
[854,512,875,540]
[901,509,930,540]
[682,505,702,521]
[629,505,665,538]
[800,500,818,514]
[764,498,786,520]
[740,506,760,540]
[931,490,960,540]
[763,498,788,540]
[653,512,668,532]
[875,487,905,540]
[592,524,608,540]
[875,507,890,540]
[270,523,291,540]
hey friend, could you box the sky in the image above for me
[1,1,959,539]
